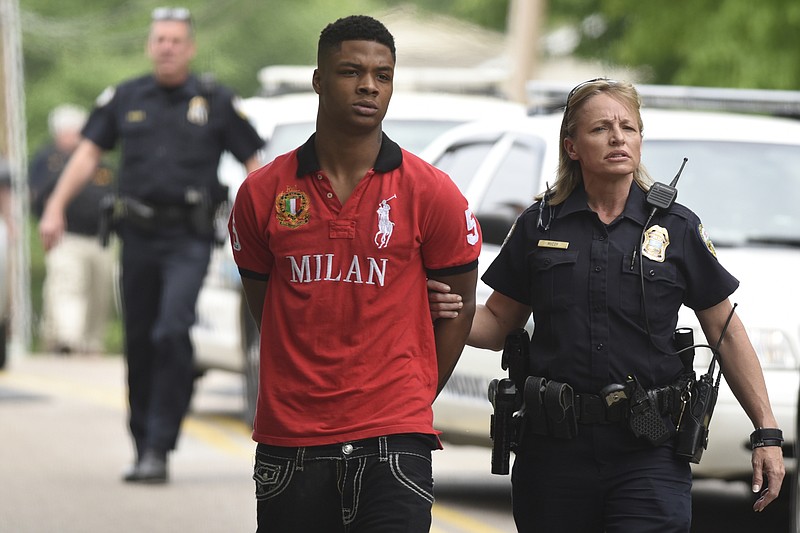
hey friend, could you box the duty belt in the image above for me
[524,377,684,426]
[577,386,680,424]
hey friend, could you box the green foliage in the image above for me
[20,0,386,152]
[561,0,800,89]
[404,0,511,30]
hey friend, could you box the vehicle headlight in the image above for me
[692,327,797,370]
[749,328,797,370]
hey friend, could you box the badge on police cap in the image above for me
[642,225,669,262]
[187,96,209,126]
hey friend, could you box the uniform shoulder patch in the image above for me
[232,96,249,120]
[95,86,115,108]
[698,223,717,257]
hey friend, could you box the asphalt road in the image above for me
[0,353,791,532]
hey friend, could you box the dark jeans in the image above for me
[120,227,211,456]
[254,434,437,533]
[511,423,692,533]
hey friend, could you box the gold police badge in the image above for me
[642,225,669,262]
[187,96,209,126]
[275,186,310,228]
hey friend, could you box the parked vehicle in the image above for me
[191,73,527,424]
[421,103,800,487]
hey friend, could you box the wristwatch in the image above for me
[750,428,783,448]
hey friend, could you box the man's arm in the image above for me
[696,299,785,511]
[241,277,268,332]
[432,269,478,396]
[39,139,103,251]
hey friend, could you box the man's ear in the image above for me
[312,69,321,95]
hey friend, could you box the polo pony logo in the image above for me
[374,195,396,249]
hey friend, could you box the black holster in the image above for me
[98,194,118,247]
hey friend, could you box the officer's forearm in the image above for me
[243,154,262,174]
[46,139,103,212]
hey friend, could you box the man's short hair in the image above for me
[48,104,88,137]
[317,15,396,63]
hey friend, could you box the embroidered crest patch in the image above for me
[642,225,670,262]
[698,223,717,257]
[275,186,310,228]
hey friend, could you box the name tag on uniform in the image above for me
[126,110,146,123]
[538,239,569,249]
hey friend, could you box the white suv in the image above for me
[191,83,527,423]
[422,106,800,486]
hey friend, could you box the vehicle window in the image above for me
[643,140,800,244]
[473,139,545,245]
[383,120,462,155]
[433,141,496,192]
[476,139,544,216]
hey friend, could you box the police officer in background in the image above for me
[39,6,264,484]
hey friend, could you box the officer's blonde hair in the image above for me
[545,79,653,205]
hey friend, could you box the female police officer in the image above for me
[429,79,784,532]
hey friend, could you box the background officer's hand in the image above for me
[751,445,785,512]
[38,205,66,252]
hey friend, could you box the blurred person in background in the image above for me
[38,7,264,484]
[29,104,115,355]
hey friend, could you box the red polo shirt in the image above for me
[230,134,481,446]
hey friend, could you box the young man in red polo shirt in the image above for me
[229,14,480,533]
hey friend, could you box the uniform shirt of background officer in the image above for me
[29,104,115,354]
[38,7,264,484]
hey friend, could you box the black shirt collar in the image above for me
[296,132,403,178]
[145,73,200,99]
[559,179,650,226]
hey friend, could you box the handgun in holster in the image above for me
[488,328,530,475]
[185,184,230,245]
[98,194,118,248]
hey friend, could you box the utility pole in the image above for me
[1,0,32,357]
[505,0,546,105]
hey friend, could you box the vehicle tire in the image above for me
[0,320,7,369]
[241,305,260,428]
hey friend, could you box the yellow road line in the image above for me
[432,504,509,533]
[183,417,253,459]
[3,367,505,532]
[2,369,254,455]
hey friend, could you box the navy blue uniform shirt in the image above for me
[82,74,264,205]
[483,180,739,393]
